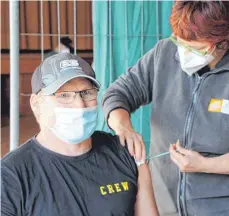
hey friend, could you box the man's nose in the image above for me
[70,94,86,108]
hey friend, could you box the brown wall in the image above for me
[1,0,93,50]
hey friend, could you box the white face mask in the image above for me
[178,46,215,76]
[49,106,97,145]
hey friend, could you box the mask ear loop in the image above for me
[202,43,216,58]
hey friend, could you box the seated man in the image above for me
[1,53,159,216]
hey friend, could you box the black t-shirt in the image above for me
[197,65,210,76]
[1,131,138,216]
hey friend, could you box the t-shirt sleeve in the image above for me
[122,145,139,178]
[1,163,23,216]
[111,134,139,178]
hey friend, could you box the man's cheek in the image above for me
[40,107,55,129]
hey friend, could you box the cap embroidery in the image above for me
[60,59,82,70]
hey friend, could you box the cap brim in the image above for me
[41,70,101,95]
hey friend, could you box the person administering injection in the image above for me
[102,1,229,216]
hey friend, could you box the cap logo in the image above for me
[60,60,82,70]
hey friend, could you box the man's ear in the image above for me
[30,94,40,119]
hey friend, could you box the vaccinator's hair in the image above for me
[170,1,229,45]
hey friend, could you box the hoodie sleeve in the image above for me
[102,40,161,122]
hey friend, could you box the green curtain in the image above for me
[93,1,173,154]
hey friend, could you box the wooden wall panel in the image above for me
[1,52,93,75]
[77,1,88,50]
[59,1,67,34]
[87,2,93,50]
[67,1,74,35]
[50,1,58,48]
[1,1,7,49]
[43,1,52,49]
[1,1,93,51]
[79,1,93,50]
[25,1,40,49]
[20,1,27,49]
[1,2,10,49]
[5,2,9,49]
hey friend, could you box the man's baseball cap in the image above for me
[31,53,100,95]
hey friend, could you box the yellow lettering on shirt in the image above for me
[100,186,107,195]
[114,183,121,192]
[121,181,129,191]
[107,184,115,194]
[99,181,130,195]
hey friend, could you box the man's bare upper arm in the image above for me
[135,164,159,216]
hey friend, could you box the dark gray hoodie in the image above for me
[102,38,229,216]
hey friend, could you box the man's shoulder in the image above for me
[92,131,138,174]
[2,137,36,168]
[92,131,123,152]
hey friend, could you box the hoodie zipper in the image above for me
[179,74,202,216]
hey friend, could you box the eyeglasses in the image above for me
[51,88,99,104]
[169,34,211,57]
